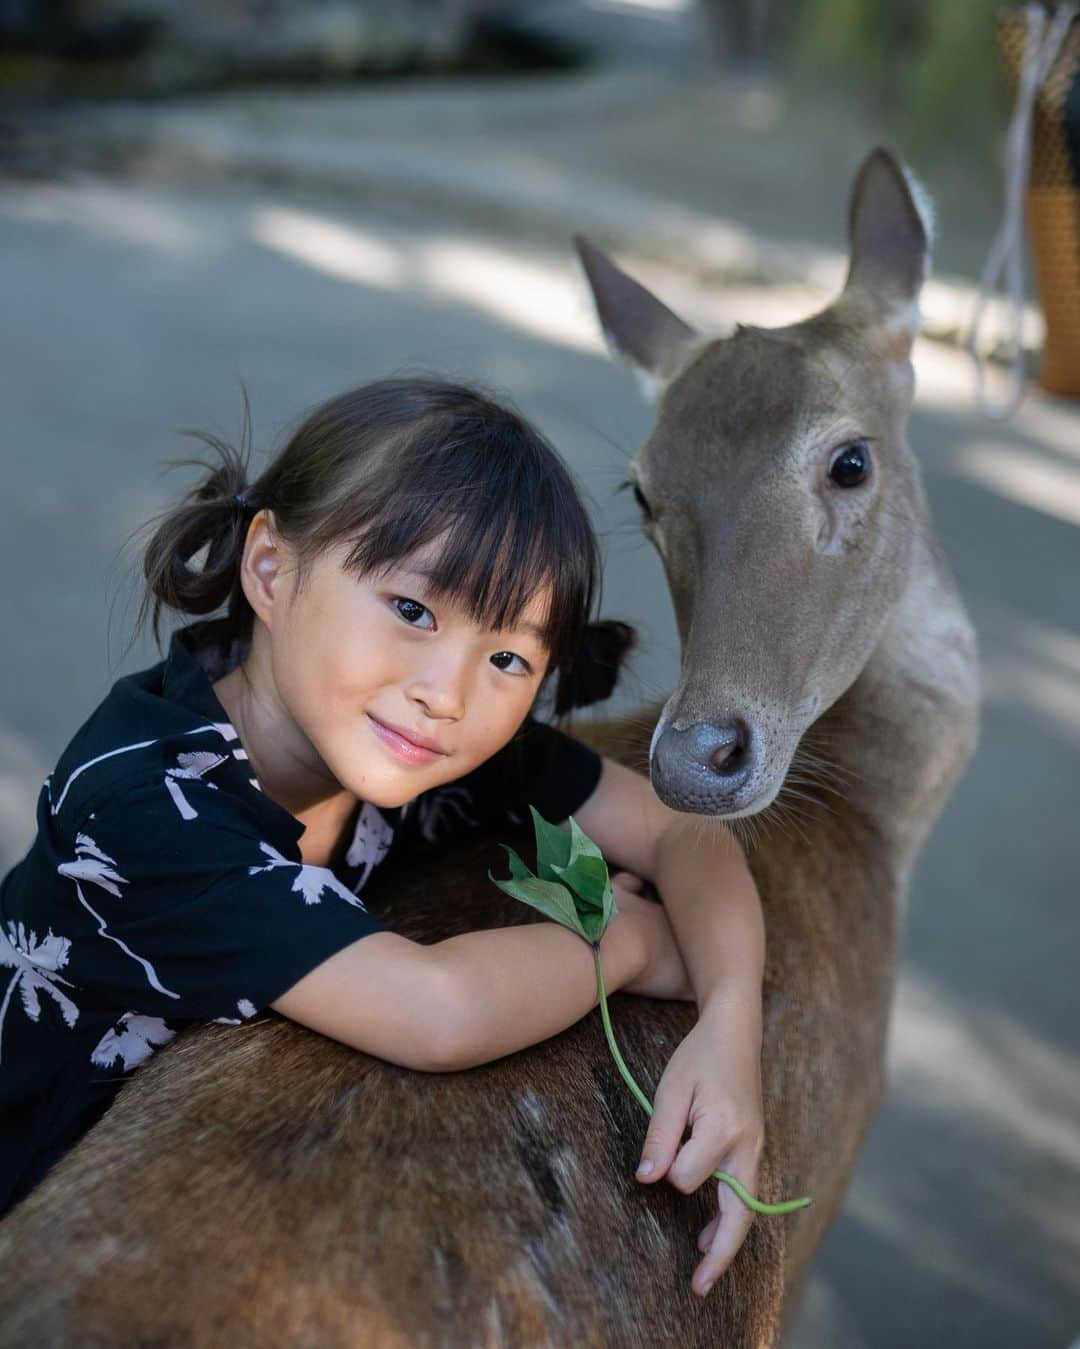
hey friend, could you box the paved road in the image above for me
[1,176,1077,1348]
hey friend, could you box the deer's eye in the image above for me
[632,481,653,518]
[828,441,871,488]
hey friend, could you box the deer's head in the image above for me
[577,148,934,817]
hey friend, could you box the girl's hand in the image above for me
[611,871,695,1002]
[635,998,765,1299]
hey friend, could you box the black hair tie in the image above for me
[553,619,638,714]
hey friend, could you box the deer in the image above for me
[0,146,978,1347]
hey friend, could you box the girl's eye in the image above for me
[491,651,532,677]
[393,597,533,677]
[392,596,435,629]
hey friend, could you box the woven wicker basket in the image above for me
[999,6,1080,396]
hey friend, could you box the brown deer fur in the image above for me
[0,147,978,1347]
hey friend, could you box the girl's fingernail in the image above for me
[700,1280,715,1298]
[636,1160,654,1176]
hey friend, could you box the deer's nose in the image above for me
[706,718,752,777]
[652,717,755,796]
[686,717,752,781]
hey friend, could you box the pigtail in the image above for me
[134,388,260,649]
[553,619,637,714]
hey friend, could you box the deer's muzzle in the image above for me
[650,714,765,816]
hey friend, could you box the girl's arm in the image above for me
[271,901,653,1073]
[651,818,765,1012]
[434,883,691,1068]
[572,756,765,1009]
[636,818,768,1297]
[571,758,770,1293]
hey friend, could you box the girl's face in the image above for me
[244,512,554,810]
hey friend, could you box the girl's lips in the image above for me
[367,714,445,764]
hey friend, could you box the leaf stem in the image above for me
[591,943,812,1216]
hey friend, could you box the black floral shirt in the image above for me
[0,616,602,1216]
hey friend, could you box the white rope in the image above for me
[966,1,1078,420]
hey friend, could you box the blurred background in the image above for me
[1,2,1078,1345]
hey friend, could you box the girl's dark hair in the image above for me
[136,378,635,714]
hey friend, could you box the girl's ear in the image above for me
[553,620,638,715]
[239,509,291,629]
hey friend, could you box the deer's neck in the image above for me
[820,525,980,887]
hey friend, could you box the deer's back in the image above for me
[0,799,894,1348]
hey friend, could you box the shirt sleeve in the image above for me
[62,780,387,1025]
[399,714,604,854]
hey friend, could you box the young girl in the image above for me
[0,377,766,1299]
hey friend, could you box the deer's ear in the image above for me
[575,235,702,402]
[841,147,934,351]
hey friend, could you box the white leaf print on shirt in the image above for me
[58,833,180,1001]
[47,721,240,816]
[0,920,80,1064]
[248,843,372,911]
[213,997,259,1026]
[91,1012,176,1071]
[413,784,479,844]
[345,802,394,891]
[164,750,230,820]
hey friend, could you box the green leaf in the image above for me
[568,815,606,866]
[529,804,572,881]
[576,899,611,944]
[489,807,620,946]
[559,819,614,914]
[487,868,587,940]
[550,853,609,906]
[601,878,617,933]
[499,843,534,883]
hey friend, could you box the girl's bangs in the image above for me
[343,487,591,672]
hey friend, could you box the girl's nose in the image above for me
[407,656,471,721]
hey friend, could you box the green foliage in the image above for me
[488,805,617,945]
[792,0,896,89]
[904,0,1009,157]
[788,0,1009,161]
